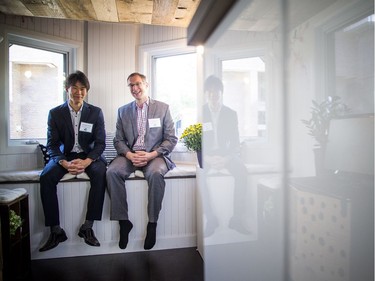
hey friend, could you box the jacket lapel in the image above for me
[147,98,157,132]
[62,102,74,138]
[130,101,138,139]
[81,102,90,123]
[147,98,156,119]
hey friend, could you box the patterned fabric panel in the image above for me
[38,144,51,166]
[102,132,118,166]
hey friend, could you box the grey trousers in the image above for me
[106,155,168,222]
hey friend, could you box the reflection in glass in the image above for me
[196,0,374,281]
[330,14,374,114]
[222,57,266,141]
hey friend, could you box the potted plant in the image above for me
[180,123,203,167]
[9,209,22,236]
[301,96,350,174]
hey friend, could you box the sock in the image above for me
[119,220,133,249]
[144,222,157,250]
[80,220,94,230]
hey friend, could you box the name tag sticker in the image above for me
[80,122,93,133]
[149,118,161,128]
[203,122,213,131]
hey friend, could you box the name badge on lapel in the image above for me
[149,118,161,128]
[80,122,93,133]
[203,122,213,131]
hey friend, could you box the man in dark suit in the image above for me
[106,72,177,250]
[39,70,107,252]
[202,75,250,236]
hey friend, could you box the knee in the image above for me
[106,165,128,181]
[146,170,164,182]
[39,172,47,183]
[106,166,117,178]
[39,170,57,185]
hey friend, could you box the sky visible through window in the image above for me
[154,53,198,137]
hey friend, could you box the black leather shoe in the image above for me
[119,220,133,249]
[144,222,157,250]
[78,228,100,247]
[39,230,68,252]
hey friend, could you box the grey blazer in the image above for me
[113,98,178,170]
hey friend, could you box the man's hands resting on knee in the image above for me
[59,158,93,175]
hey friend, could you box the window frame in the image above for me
[0,25,83,154]
[138,38,200,95]
[314,0,373,104]
[138,39,204,150]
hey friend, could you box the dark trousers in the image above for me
[40,153,107,226]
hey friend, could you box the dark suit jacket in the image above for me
[46,101,106,163]
[203,104,241,158]
[113,98,177,169]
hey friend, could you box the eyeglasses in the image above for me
[128,82,143,88]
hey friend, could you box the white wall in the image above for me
[87,22,138,132]
[0,14,188,171]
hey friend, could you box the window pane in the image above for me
[332,14,374,114]
[222,57,266,141]
[154,53,197,137]
[9,44,66,140]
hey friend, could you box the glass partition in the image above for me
[192,0,374,280]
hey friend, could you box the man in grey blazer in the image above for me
[39,71,107,251]
[107,72,177,250]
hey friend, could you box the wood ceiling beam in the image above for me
[0,0,202,27]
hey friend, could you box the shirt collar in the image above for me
[68,101,84,113]
[135,98,149,109]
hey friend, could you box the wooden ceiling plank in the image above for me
[151,0,178,26]
[116,0,153,24]
[57,0,97,21]
[0,0,33,16]
[91,0,118,22]
[0,0,199,27]
[164,0,201,27]
[19,0,66,18]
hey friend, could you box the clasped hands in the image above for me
[126,150,157,167]
[61,158,92,175]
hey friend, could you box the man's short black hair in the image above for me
[204,75,223,94]
[65,70,90,91]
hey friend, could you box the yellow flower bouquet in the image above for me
[180,123,202,152]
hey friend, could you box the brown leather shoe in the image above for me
[39,229,68,252]
[78,228,100,247]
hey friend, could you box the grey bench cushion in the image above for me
[0,188,27,202]
[0,162,197,183]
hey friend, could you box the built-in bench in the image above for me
[0,131,279,260]
[0,161,198,260]
[0,162,197,183]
